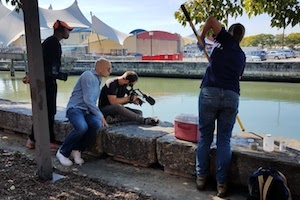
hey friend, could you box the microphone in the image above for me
[136,89,156,106]
[145,95,155,105]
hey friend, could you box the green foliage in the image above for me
[175,0,244,29]
[241,32,300,48]
[285,33,300,47]
[244,0,300,28]
[1,0,22,12]
[175,0,300,30]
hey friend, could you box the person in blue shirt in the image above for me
[56,58,112,166]
[195,16,246,198]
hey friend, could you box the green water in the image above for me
[1,71,300,139]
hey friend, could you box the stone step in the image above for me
[0,99,299,199]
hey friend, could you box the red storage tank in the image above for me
[167,54,173,60]
[178,53,183,60]
[142,55,150,60]
[153,55,160,60]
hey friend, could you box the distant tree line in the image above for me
[240,32,300,49]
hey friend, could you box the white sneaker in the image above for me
[56,150,73,166]
[71,150,84,165]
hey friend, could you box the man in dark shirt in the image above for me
[23,20,73,150]
[98,71,159,125]
[195,16,245,198]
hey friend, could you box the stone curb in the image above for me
[0,100,299,199]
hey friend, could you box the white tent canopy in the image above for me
[185,33,214,45]
[39,1,91,30]
[0,2,11,19]
[0,0,91,47]
[0,7,26,47]
[91,15,131,45]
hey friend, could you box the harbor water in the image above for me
[1,71,300,140]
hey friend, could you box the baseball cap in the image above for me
[53,20,73,31]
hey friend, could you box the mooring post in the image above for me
[23,51,28,74]
[10,59,15,77]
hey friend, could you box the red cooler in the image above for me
[174,114,200,143]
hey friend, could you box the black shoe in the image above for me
[144,117,160,126]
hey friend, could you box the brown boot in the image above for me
[196,176,207,190]
[217,182,228,198]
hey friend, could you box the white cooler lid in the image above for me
[174,113,198,124]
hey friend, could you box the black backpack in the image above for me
[247,167,292,200]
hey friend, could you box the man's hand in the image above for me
[101,117,109,127]
[22,75,30,84]
[129,95,138,104]
[131,96,141,105]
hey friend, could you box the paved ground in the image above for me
[0,130,249,200]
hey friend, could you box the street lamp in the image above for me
[149,31,153,59]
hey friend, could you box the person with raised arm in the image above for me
[195,16,246,198]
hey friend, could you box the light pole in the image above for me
[149,31,153,59]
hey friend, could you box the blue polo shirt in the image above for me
[200,27,246,94]
[66,69,104,119]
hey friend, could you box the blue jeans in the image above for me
[196,87,239,183]
[60,108,102,157]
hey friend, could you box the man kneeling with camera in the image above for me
[98,71,159,126]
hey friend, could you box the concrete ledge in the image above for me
[2,60,300,82]
[103,124,172,167]
[53,121,72,142]
[0,109,32,134]
[86,129,105,157]
[156,133,197,178]
[72,60,300,82]
[0,100,299,199]
[227,142,300,198]
[0,100,32,134]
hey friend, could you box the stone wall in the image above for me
[0,100,300,199]
[1,60,300,82]
[72,60,300,82]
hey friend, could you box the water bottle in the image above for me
[263,134,274,152]
[279,141,286,152]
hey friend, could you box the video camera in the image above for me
[55,72,68,81]
[126,86,156,106]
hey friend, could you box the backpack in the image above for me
[247,166,292,200]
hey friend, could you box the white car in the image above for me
[245,50,267,61]
[266,50,285,60]
[278,50,293,58]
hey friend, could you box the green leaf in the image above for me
[175,0,300,30]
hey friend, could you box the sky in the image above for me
[3,0,300,37]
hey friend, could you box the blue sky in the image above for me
[4,0,300,37]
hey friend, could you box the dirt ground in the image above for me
[0,148,155,200]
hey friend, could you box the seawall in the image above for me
[1,60,300,82]
[71,60,300,82]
